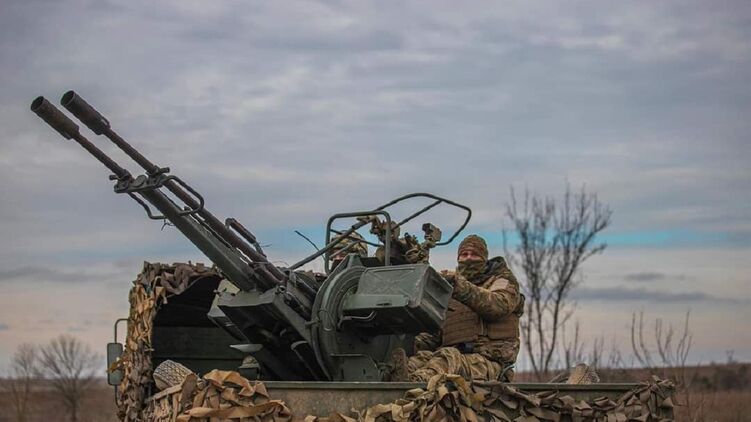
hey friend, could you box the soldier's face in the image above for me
[330,256,344,270]
[458,250,483,262]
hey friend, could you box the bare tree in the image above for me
[5,343,40,422]
[504,184,611,380]
[630,310,697,420]
[630,310,693,371]
[38,335,101,422]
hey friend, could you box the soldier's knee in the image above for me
[435,346,463,359]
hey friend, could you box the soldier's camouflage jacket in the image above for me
[417,257,524,366]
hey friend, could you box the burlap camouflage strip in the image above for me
[110,262,222,422]
[307,374,675,422]
[143,369,292,422]
[473,376,675,422]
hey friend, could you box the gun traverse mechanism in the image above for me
[31,92,472,381]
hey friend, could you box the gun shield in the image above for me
[61,90,110,135]
[30,96,80,139]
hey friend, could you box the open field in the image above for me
[0,380,117,422]
[1,363,748,421]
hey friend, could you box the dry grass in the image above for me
[0,380,117,422]
[674,389,751,422]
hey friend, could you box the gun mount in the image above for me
[31,92,472,381]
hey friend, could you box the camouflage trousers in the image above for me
[407,347,512,382]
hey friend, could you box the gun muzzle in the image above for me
[30,96,80,139]
[61,90,110,135]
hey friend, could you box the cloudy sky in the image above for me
[1,0,749,371]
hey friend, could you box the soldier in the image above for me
[357,215,441,265]
[329,231,368,269]
[392,234,524,382]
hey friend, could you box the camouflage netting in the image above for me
[144,371,674,422]
[114,262,676,422]
[111,262,222,422]
[144,370,292,422]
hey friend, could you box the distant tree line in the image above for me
[2,334,100,422]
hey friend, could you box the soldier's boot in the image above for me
[385,347,410,382]
[566,363,600,384]
[548,371,569,383]
[153,359,195,390]
[499,364,515,382]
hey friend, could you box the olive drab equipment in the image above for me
[442,299,521,346]
[30,91,474,382]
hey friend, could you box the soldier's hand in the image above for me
[356,215,379,225]
[440,269,456,285]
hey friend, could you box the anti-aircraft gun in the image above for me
[30,92,472,382]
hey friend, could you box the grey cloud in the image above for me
[0,266,131,284]
[573,287,741,304]
[623,272,667,282]
[623,272,694,283]
[0,2,748,270]
[113,259,144,270]
[0,323,9,331]
[253,29,403,52]
[1,0,750,368]
[0,267,95,283]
